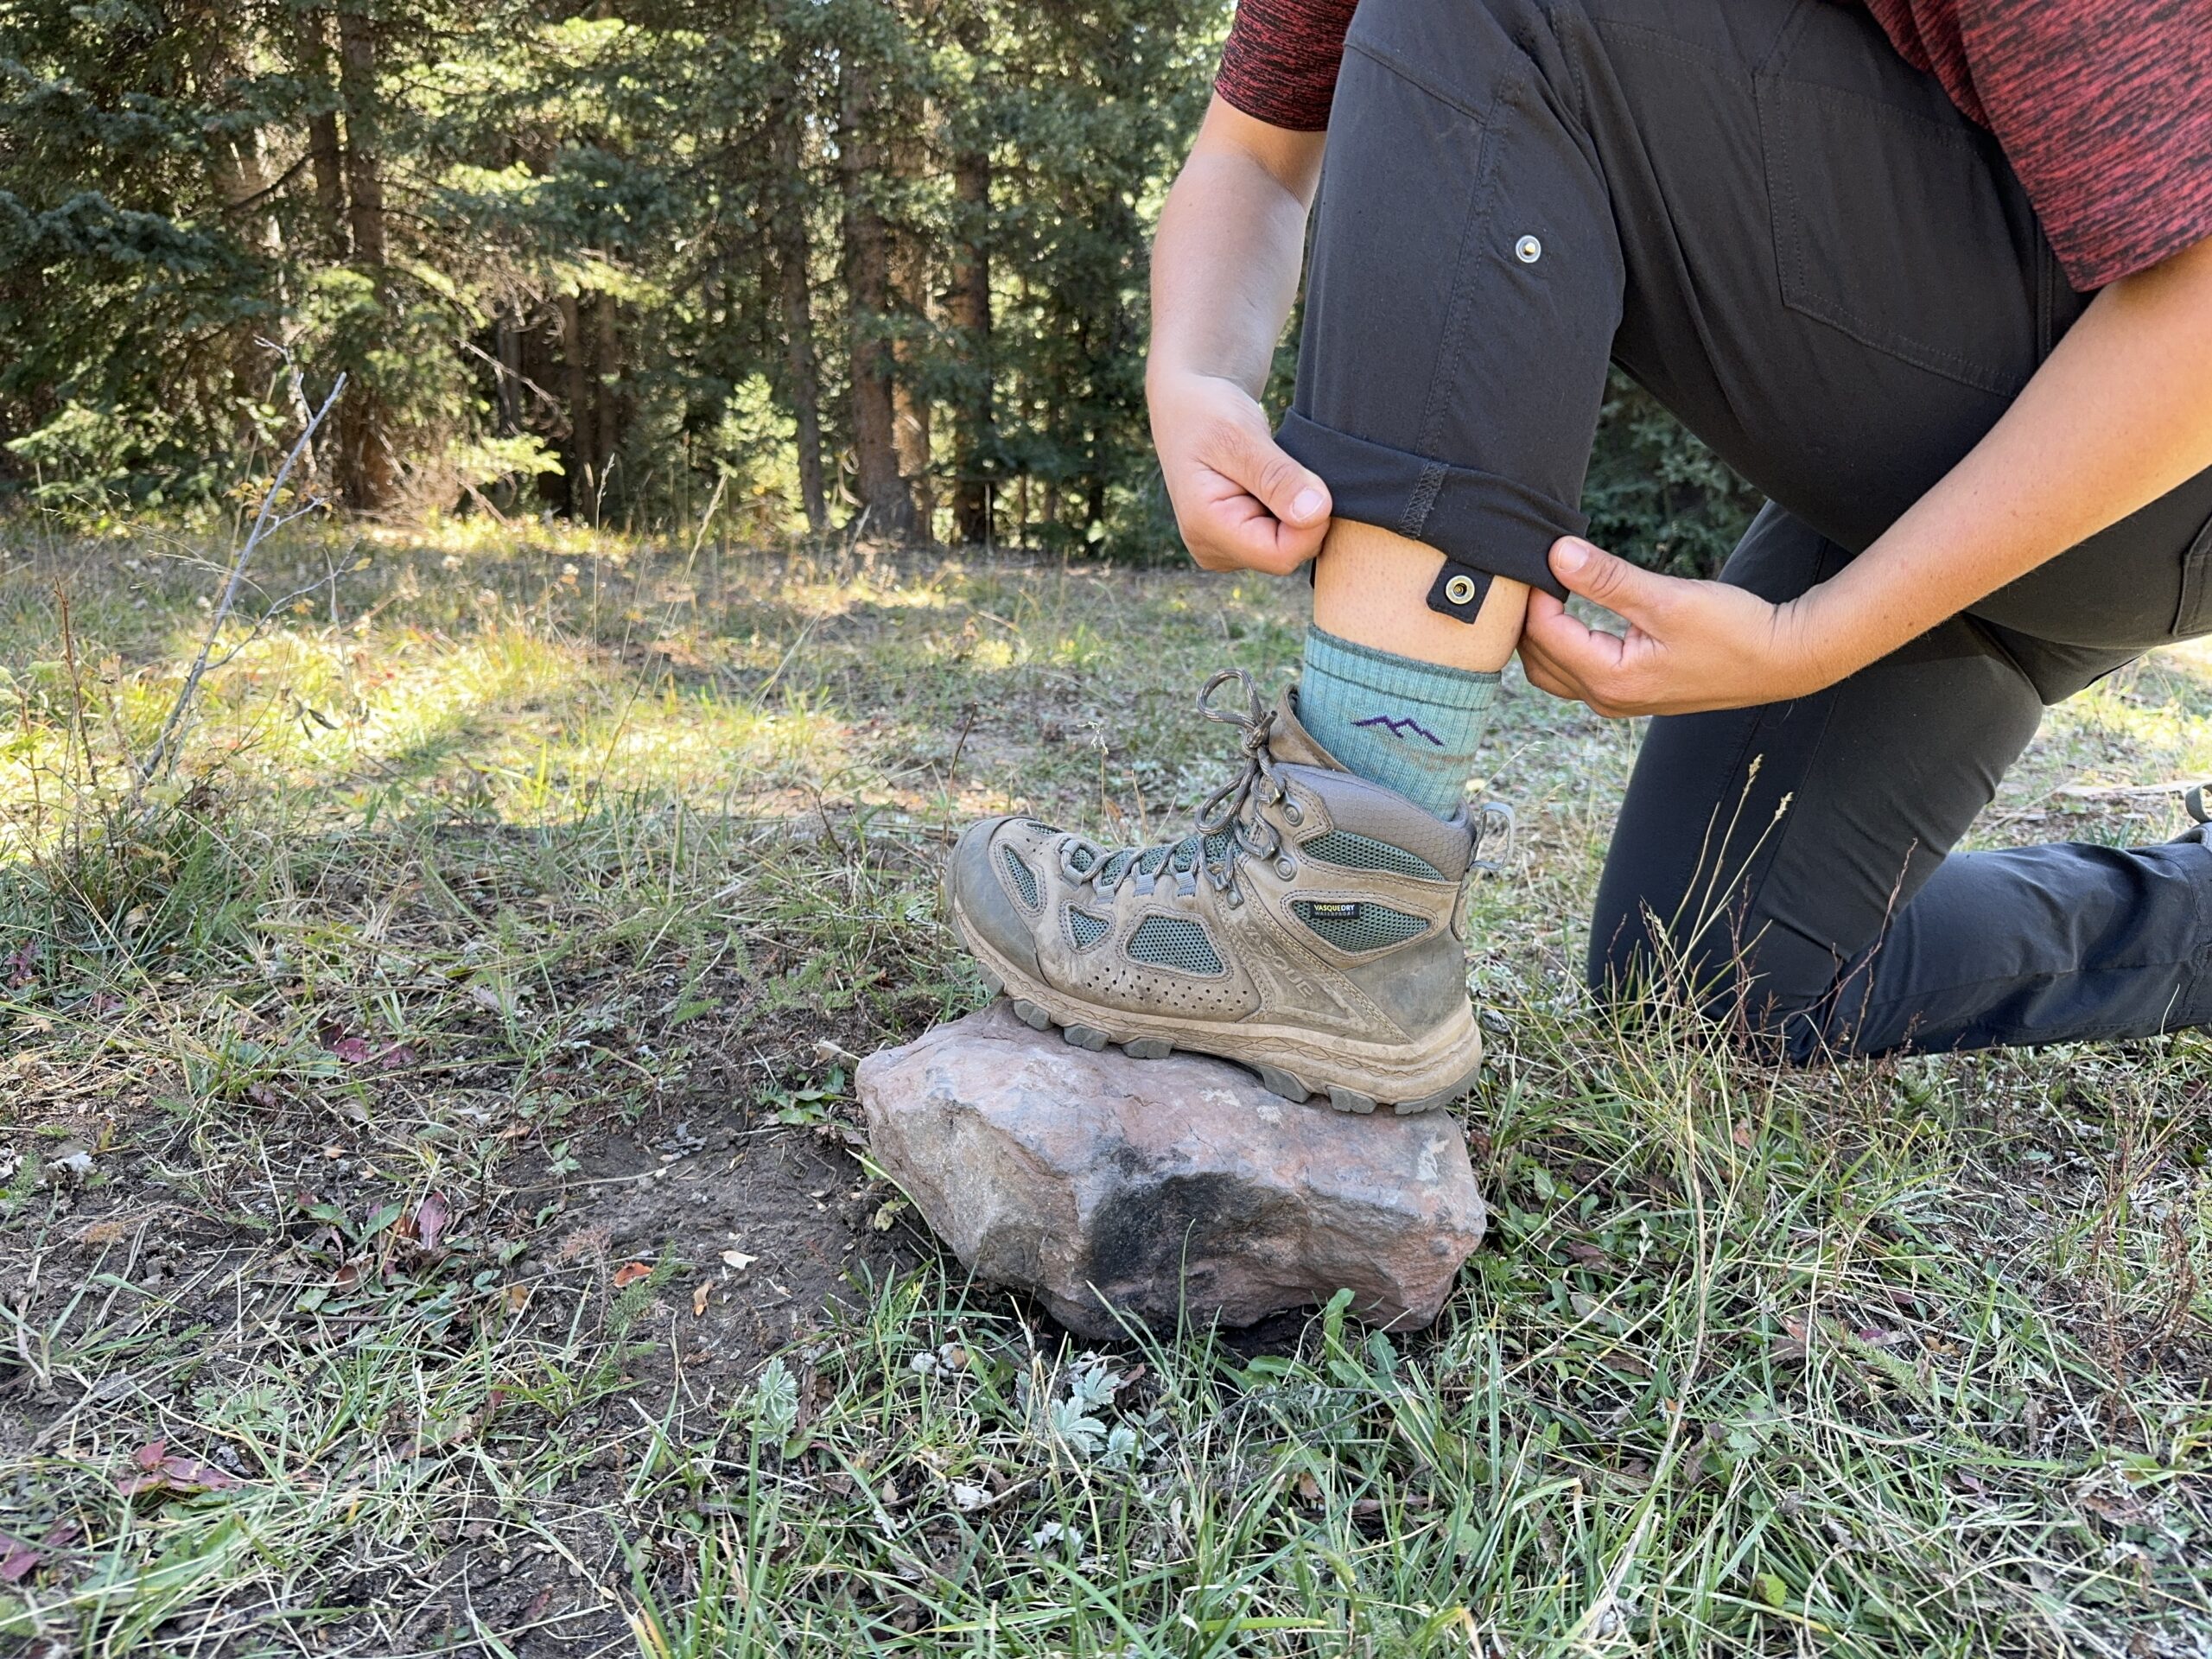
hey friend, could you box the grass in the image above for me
[1,514,2209,1656]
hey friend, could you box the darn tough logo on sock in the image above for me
[1351,713,1444,746]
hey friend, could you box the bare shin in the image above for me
[1311,519,1529,671]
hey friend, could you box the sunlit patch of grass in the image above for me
[1948,645,2212,851]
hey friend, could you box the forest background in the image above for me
[0,0,1757,566]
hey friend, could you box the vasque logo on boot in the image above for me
[944,669,1491,1116]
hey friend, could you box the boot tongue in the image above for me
[1266,687,1348,772]
[1268,683,1481,874]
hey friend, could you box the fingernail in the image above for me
[1291,487,1325,522]
[1554,537,1590,574]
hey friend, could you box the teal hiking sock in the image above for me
[1296,626,1497,819]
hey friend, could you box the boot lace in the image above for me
[1054,670,1294,907]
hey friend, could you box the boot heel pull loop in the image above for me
[1470,800,1516,877]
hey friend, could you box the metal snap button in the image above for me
[1444,573,1478,606]
[1515,234,1541,264]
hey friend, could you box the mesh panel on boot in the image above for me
[1128,915,1224,975]
[1300,830,1445,882]
[999,847,1040,911]
[1292,899,1429,953]
[1065,907,1109,950]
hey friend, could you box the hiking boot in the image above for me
[944,669,1492,1115]
[2177,784,2209,844]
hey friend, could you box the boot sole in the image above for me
[950,899,1484,1116]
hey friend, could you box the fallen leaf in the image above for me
[1773,1316,1811,1364]
[412,1192,450,1251]
[503,1283,530,1313]
[613,1261,653,1288]
[2081,1490,2149,1525]
[116,1438,240,1500]
[721,1249,757,1272]
[692,1282,711,1318]
[1294,1471,1321,1503]
[0,1532,38,1584]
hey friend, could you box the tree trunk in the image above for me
[296,7,349,257]
[494,307,522,436]
[892,234,933,539]
[199,25,281,446]
[837,64,916,540]
[889,121,932,539]
[557,291,592,516]
[334,2,394,510]
[778,244,830,531]
[593,293,621,502]
[770,83,828,531]
[947,144,993,545]
[334,7,386,268]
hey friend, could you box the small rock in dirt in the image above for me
[857,1002,1486,1338]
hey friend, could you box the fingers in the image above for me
[1219,423,1330,532]
[1185,486,1328,575]
[1180,420,1330,573]
[1520,590,1641,715]
[1152,374,1333,573]
[1549,536,1676,626]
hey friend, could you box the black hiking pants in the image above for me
[1282,0,2212,1057]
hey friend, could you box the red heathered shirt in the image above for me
[1214,0,2212,289]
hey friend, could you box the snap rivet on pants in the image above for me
[1444,573,1478,604]
[1515,234,1542,264]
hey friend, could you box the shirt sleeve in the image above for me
[1214,0,1362,131]
[1959,0,2212,289]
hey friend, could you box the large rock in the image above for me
[857,1002,1485,1338]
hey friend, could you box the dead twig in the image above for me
[138,363,344,785]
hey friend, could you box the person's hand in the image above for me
[1519,537,1844,715]
[1148,369,1332,574]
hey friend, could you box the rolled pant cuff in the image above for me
[1277,410,1586,620]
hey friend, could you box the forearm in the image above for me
[1795,235,2212,681]
[1147,98,1324,396]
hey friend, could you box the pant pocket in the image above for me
[1754,2,2041,401]
[2175,512,2212,639]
